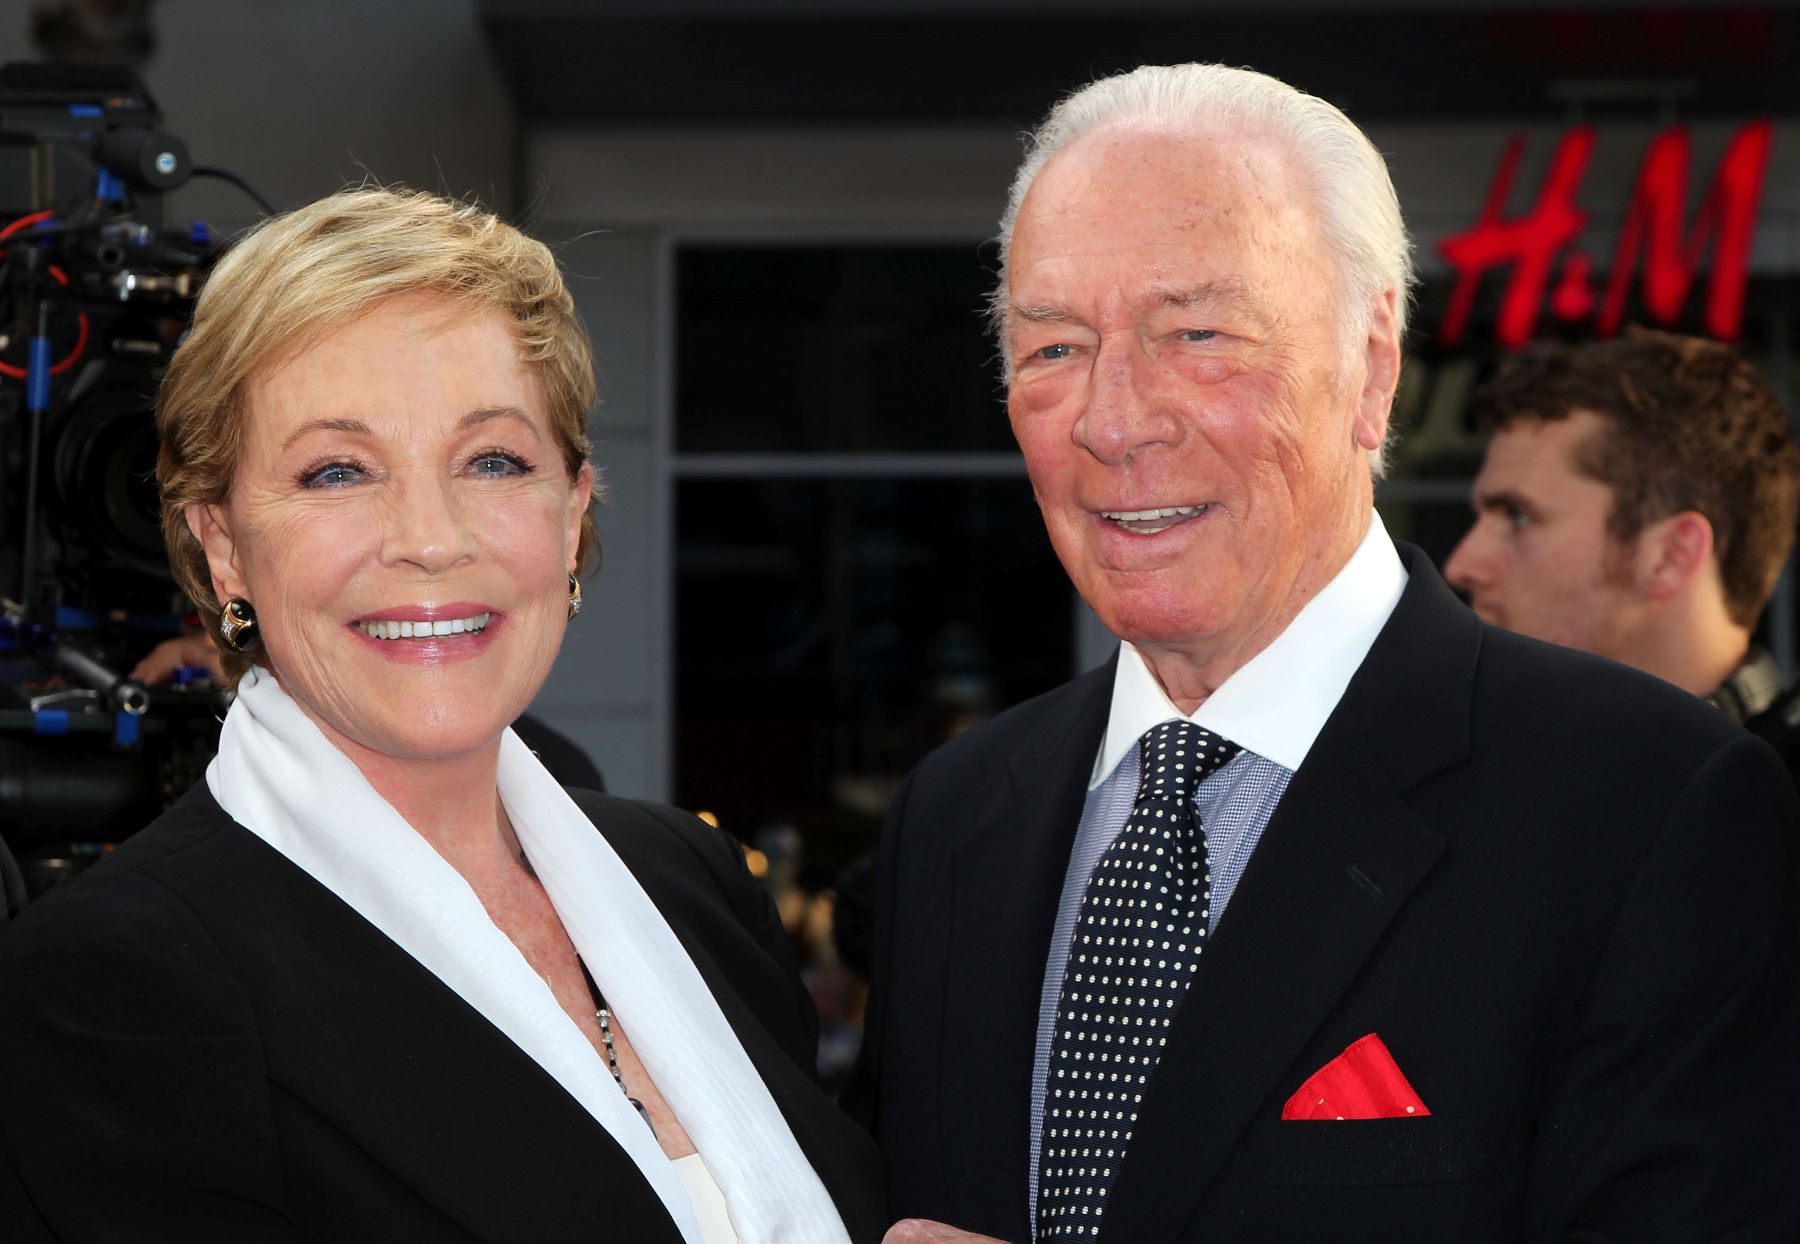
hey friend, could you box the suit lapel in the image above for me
[238,797,883,1242]
[1104,547,1479,1242]
[939,660,1113,1239]
[218,831,685,1242]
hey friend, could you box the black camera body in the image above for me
[0,62,230,901]
[1,61,214,613]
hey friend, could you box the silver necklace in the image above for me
[579,948,657,1138]
[522,850,656,1138]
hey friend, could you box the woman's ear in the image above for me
[186,502,249,603]
[566,461,595,570]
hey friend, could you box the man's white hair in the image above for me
[993,63,1415,473]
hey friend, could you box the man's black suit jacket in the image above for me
[847,546,1800,1242]
[0,785,886,1241]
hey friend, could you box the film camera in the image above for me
[0,62,262,908]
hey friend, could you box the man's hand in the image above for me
[881,1221,1010,1243]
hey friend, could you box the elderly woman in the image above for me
[0,188,883,1243]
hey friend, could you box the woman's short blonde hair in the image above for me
[156,185,599,682]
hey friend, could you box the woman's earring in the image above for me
[218,597,260,653]
[567,573,583,621]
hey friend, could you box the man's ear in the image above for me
[1353,287,1402,454]
[185,502,249,603]
[1635,510,1715,603]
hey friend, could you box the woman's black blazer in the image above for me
[0,783,885,1242]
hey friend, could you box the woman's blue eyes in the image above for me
[469,452,531,477]
[297,452,533,489]
[1036,344,1072,360]
[300,463,365,489]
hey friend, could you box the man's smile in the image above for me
[1099,503,1211,534]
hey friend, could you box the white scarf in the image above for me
[206,670,850,1244]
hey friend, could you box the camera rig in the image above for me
[0,62,264,904]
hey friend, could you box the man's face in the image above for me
[1002,124,1396,671]
[1445,411,1646,658]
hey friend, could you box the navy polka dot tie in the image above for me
[1037,720,1241,1240]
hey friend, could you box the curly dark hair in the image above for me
[1472,328,1800,628]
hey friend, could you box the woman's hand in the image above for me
[881,1220,1009,1243]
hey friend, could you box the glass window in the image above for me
[674,475,1070,885]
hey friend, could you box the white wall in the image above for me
[532,228,668,799]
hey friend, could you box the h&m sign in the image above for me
[1437,121,1772,349]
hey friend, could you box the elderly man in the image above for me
[1446,329,1800,782]
[846,63,1799,1243]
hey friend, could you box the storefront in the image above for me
[484,1,1800,870]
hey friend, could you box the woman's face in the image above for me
[189,292,592,770]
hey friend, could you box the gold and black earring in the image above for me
[218,597,260,653]
[566,573,583,621]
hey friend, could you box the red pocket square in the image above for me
[1281,1033,1430,1121]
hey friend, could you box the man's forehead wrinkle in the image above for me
[1150,277,1272,324]
[1005,257,1134,323]
[1009,301,1077,325]
[1154,280,1249,308]
[1011,261,1265,316]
